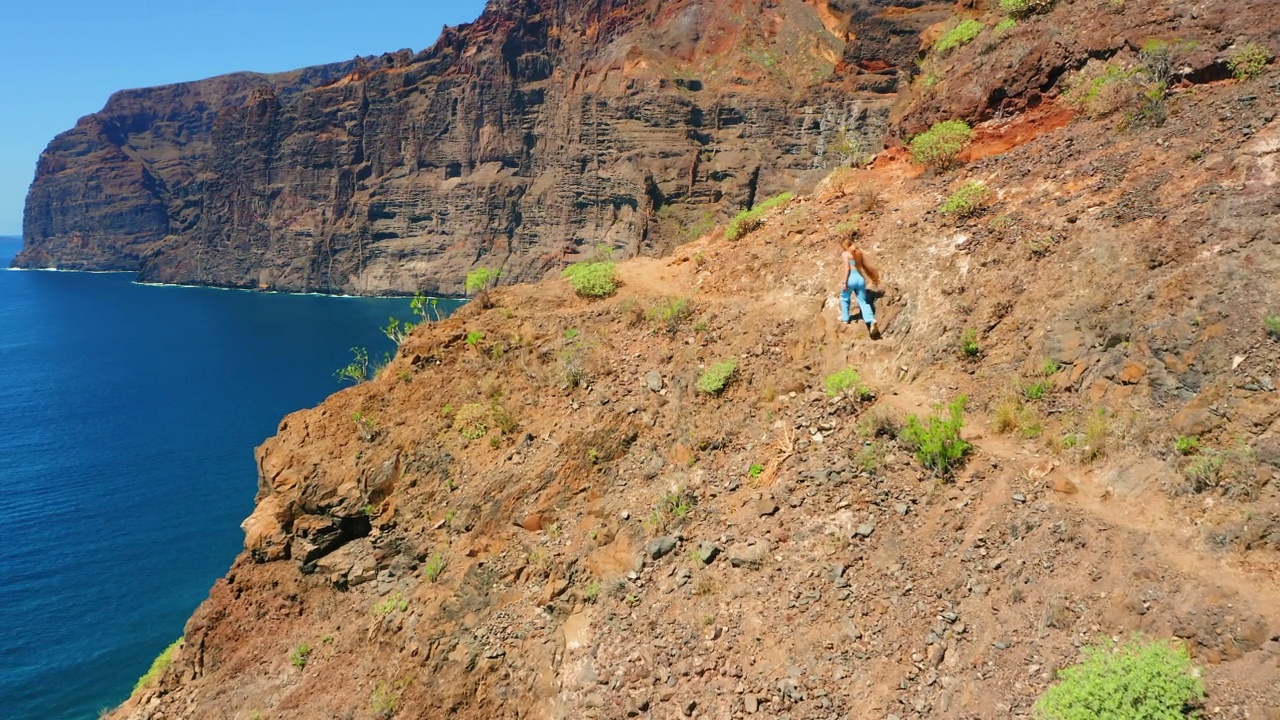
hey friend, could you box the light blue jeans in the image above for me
[840,271,875,324]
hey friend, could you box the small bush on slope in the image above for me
[910,120,973,171]
[133,637,183,695]
[455,403,491,440]
[696,360,738,395]
[1266,313,1280,338]
[1228,43,1271,81]
[465,267,500,295]
[900,396,972,477]
[726,192,794,240]
[939,182,991,220]
[823,366,872,400]
[1034,637,1204,720]
[562,262,618,297]
[1000,0,1055,18]
[935,19,984,53]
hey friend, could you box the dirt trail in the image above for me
[629,210,1280,633]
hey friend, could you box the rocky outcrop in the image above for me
[17,0,952,295]
[887,0,1280,138]
[16,63,377,273]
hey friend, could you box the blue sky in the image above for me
[0,1,489,235]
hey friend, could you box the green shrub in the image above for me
[994,394,1044,438]
[833,218,861,237]
[423,553,447,582]
[558,336,590,388]
[1033,637,1204,720]
[995,18,1016,33]
[748,463,764,478]
[371,681,402,719]
[1073,410,1113,464]
[935,19,984,53]
[726,213,759,240]
[1065,63,1140,117]
[1042,358,1061,376]
[696,359,738,395]
[133,637,182,695]
[1060,410,1115,464]
[823,366,870,399]
[383,317,415,345]
[1024,381,1050,401]
[854,443,884,474]
[660,487,698,519]
[465,267,500,295]
[335,347,370,384]
[960,329,981,357]
[1228,43,1271,81]
[756,191,794,214]
[899,397,972,477]
[726,192,794,240]
[290,642,312,668]
[1139,40,1175,85]
[562,262,618,298]
[999,0,1055,17]
[410,292,443,323]
[455,403,491,440]
[372,592,409,615]
[465,330,484,346]
[1174,436,1199,456]
[353,411,378,441]
[909,120,973,171]
[1265,314,1280,338]
[1128,80,1169,129]
[1183,444,1257,499]
[939,181,991,219]
[647,297,691,332]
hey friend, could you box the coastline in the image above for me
[4,266,135,274]
[133,280,466,302]
[3,263,463,302]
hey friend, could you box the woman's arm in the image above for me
[841,251,851,287]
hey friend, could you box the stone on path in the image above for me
[646,536,677,559]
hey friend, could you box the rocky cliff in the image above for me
[108,0,1280,714]
[17,0,954,295]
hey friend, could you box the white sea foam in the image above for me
[6,267,135,274]
[131,280,452,301]
[3,258,456,301]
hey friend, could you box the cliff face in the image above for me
[15,63,376,273]
[17,0,950,295]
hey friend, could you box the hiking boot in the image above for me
[869,322,880,339]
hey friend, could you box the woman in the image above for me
[838,234,881,338]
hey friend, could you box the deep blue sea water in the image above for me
[0,236,461,719]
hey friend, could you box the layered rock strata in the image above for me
[18,0,951,295]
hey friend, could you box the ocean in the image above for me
[0,236,462,719]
